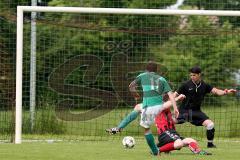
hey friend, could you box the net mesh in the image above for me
[0,0,240,142]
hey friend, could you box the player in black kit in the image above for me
[175,66,236,148]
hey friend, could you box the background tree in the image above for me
[151,14,240,88]
[184,0,240,27]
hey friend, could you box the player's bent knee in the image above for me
[174,139,184,149]
[134,104,142,112]
[206,122,214,130]
[182,138,196,146]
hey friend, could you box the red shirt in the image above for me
[155,108,175,135]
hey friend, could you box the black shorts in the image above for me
[157,129,183,147]
[177,110,209,126]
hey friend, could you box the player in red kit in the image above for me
[155,108,212,155]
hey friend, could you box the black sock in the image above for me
[207,128,215,143]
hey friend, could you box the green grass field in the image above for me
[0,101,239,159]
[0,140,239,160]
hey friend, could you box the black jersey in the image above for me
[177,80,213,111]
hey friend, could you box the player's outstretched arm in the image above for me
[162,94,185,110]
[211,88,237,96]
[167,91,179,118]
[175,94,186,101]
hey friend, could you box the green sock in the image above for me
[117,110,139,129]
[145,133,159,155]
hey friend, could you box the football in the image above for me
[122,136,135,148]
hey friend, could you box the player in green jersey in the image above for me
[128,61,179,155]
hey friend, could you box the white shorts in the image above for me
[140,104,164,128]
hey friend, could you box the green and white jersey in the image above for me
[135,72,172,108]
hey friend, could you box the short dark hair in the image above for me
[189,66,201,74]
[146,61,157,72]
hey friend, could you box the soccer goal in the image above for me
[16,6,240,144]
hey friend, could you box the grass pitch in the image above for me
[0,139,239,160]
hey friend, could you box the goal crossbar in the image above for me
[18,6,240,16]
[16,6,240,144]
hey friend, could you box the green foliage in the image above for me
[184,0,240,27]
[49,0,101,7]
[152,15,240,87]
[0,16,15,110]
[17,1,180,99]
[185,0,240,10]
[100,0,176,8]
[22,107,65,134]
[0,0,29,10]
[0,111,14,135]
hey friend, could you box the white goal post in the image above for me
[16,6,240,144]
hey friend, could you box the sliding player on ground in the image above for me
[155,108,211,155]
